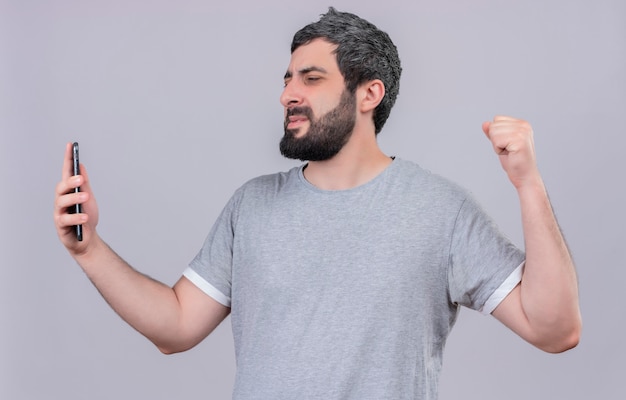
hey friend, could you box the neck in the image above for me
[303,129,392,190]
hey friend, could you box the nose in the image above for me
[280,80,302,108]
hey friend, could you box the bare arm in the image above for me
[482,117,581,353]
[54,143,229,354]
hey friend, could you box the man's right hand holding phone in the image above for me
[54,142,100,256]
[52,142,229,354]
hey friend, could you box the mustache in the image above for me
[285,106,313,122]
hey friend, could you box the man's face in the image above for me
[279,39,356,162]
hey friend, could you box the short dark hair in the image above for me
[291,7,402,134]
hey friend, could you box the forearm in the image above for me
[54,147,226,353]
[73,235,184,350]
[517,179,581,349]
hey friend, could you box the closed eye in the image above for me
[305,76,322,84]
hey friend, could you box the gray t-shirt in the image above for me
[184,158,525,400]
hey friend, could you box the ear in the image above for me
[357,79,385,113]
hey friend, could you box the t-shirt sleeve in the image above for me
[447,195,525,313]
[183,193,240,308]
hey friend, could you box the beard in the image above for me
[279,89,356,162]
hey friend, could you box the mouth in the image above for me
[286,115,308,130]
[285,106,313,133]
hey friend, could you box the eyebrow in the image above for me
[284,66,329,80]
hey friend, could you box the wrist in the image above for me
[512,171,545,193]
[72,231,104,264]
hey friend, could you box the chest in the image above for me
[230,191,456,311]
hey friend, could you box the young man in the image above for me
[54,8,581,400]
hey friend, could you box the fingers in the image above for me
[54,180,89,231]
[482,116,521,138]
[56,143,91,199]
[486,116,532,132]
[54,144,90,229]
[493,115,518,122]
[55,143,101,251]
[482,116,532,153]
[55,187,89,212]
[55,174,82,197]
[55,207,89,230]
[59,142,91,191]
[481,115,541,189]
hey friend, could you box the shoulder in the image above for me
[390,158,470,203]
[230,165,303,204]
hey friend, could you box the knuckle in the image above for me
[54,213,68,228]
[55,181,67,195]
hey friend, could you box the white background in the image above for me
[1,0,624,399]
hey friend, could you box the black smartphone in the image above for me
[72,142,83,241]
